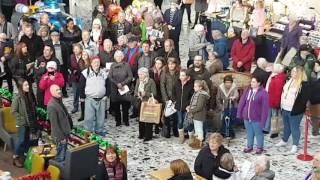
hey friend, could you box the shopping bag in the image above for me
[164,100,177,117]
[24,148,33,173]
[139,95,162,124]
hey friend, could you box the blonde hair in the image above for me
[170,159,191,176]
[194,80,210,94]
[208,133,223,145]
[220,153,234,171]
[292,66,307,87]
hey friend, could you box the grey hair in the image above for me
[103,39,113,45]
[212,30,223,40]
[114,50,124,59]
[138,67,149,77]
[255,156,270,171]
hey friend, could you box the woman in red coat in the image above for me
[39,61,65,106]
[265,64,286,138]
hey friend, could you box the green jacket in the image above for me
[134,78,157,101]
[11,94,30,127]
[287,54,316,80]
[188,91,210,121]
[140,22,147,43]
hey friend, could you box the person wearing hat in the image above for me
[79,57,108,136]
[61,18,82,55]
[287,44,316,80]
[39,61,65,106]
[91,18,109,52]
[34,43,61,107]
[123,35,142,71]
[163,1,182,54]
[49,30,70,97]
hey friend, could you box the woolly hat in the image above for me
[46,61,57,70]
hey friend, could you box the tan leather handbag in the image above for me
[183,0,193,4]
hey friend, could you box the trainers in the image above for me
[288,145,298,154]
[256,148,264,155]
[275,140,287,147]
[243,148,253,153]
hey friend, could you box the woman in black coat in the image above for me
[194,133,231,180]
[109,50,133,126]
[169,159,193,180]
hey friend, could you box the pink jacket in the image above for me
[39,72,65,106]
[251,8,266,35]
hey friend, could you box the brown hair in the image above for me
[165,39,175,50]
[15,42,28,59]
[170,159,191,176]
[194,80,210,94]
[103,146,120,163]
[208,133,223,145]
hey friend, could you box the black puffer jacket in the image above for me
[173,79,194,112]
[194,145,230,180]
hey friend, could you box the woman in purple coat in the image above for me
[237,76,269,155]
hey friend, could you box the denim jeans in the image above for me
[72,82,80,110]
[193,120,204,140]
[14,126,30,156]
[84,97,106,134]
[177,111,187,129]
[244,120,264,149]
[264,108,280,132]
[282,110,304,145]
[54,138,67,162]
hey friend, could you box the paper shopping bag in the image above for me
[139,100,162,124]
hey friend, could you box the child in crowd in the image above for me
[216,75,239,138]
[186,80,210,149]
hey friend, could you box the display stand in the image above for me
[297,112,313,161]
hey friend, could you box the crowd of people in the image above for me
[1,0,320,179]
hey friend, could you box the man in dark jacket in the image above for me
[111,12,131,44]
[163,2,182,54]
[47,84,72,162]
[20,25,44,62]
[48,31,70,97]
[99,39,114,68]
[34,43,60,107]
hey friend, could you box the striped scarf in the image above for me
[104,160,124,180]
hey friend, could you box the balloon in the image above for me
[15,3,29,14]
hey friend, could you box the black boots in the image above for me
[78,102,85,122]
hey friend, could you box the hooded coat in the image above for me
[187,90,210,121]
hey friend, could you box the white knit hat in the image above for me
[46,61,57,70]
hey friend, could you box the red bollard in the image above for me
[297,112,313,161]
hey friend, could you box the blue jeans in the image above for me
[177,111,187,129]
[84,97,106,134]
[14,126,30,156]
[54,138,67,162]
[282,110,304,145]
[194,120,204,140]
[72,82,80,110]
[244,120,264,149]
[264,108,280,132]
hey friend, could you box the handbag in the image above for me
[139,95,162,124]
[164,100,177,117]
